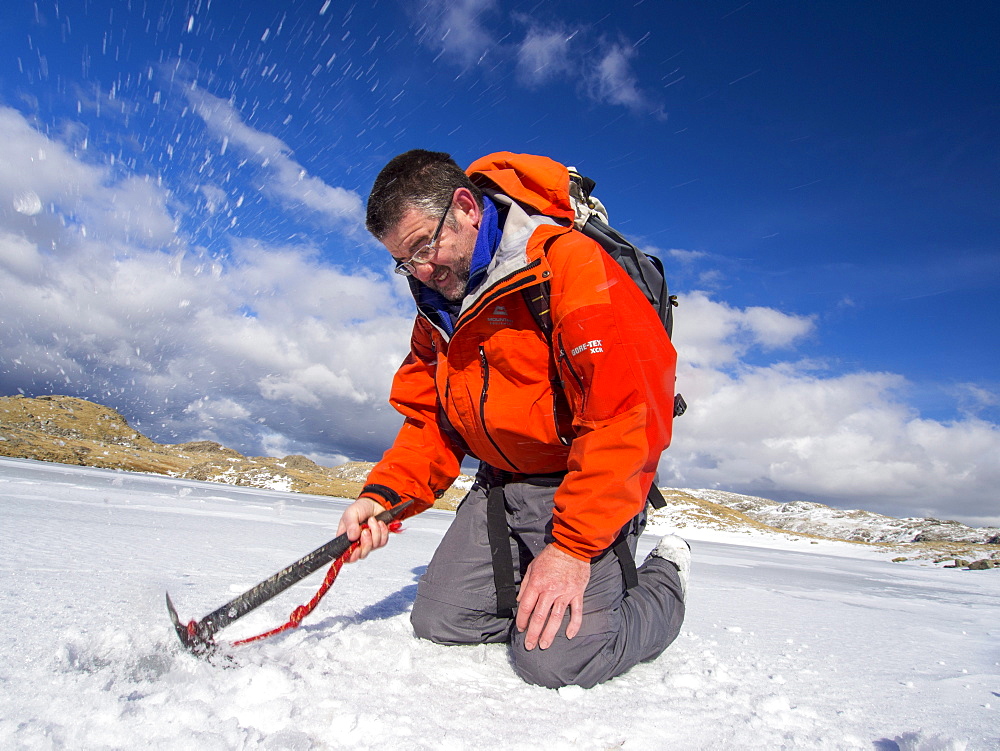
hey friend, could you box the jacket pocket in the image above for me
[475,330,568,465]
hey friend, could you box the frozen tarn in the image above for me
[0,456,997,750]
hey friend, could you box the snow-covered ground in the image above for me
[1,456,997,750]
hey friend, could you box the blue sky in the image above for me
[1,0,998,525]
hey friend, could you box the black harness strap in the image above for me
[646,483,667,509]
[482,467,656,610]
[486,484,519,617]
[613,534,640,590]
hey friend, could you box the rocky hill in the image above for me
[0,394,467,506]
[2,394,997,566]
[679,488,1000,545]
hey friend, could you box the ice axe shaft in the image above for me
[166,501,411,654]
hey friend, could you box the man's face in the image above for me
[383,192,478,302]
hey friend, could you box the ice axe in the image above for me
[166,500,411,655]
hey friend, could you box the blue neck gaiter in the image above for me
[466,195,501,292]
[417,195,502,334]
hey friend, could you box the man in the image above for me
[336,150,689,689]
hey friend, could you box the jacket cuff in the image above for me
[551,539,593,562]
[359,483,404,511]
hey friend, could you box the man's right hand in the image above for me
[336,497,390,563]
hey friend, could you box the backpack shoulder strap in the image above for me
[521,280,553,342]
[522,280,572,447]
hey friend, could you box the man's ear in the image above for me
[453,187,482,229]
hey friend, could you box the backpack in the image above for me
[568,169,677,340]
[521,167,688,422]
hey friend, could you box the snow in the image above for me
[1,456,997,750]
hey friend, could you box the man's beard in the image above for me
[430,254,473,301]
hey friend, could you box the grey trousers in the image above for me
[410,479,685,689]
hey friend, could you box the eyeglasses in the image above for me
[393,193,454,277]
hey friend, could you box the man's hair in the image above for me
[366,149,483,240]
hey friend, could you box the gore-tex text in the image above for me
[570,339,604,356]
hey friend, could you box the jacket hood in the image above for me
[467,152,576,223]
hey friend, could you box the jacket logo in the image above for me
[571,339,604,356]
[487,304,513,327]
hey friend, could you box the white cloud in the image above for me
[678,291,814,369]
[421,0,497,67]
[0,106,176,253]
[418,9,663,115]
[667,248,708,263]
[953,383,999,419]
[0,231,45,281]
[199,184,228,214]
[664,359,1000,526]
[516,27,575,86]
[185,396,252,423]
[184,87,364,228]
[588,43,647,111]
[0,106,411,465]
[742,306,816,349]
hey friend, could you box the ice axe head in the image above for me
[166,592,216,656]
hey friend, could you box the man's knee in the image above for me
[509,633,611,689]
[410,593,510,645]
[410,593,448,643]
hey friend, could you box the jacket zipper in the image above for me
[453,262,542,335]
[557,334,586,397]
[432,335,447,404]
[551,390,571,446]
[478,346,520,471]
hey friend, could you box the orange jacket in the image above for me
[362,153,677,560]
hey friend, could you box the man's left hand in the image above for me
[516,544,590,651]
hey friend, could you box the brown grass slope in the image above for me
[0,394,467,506]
